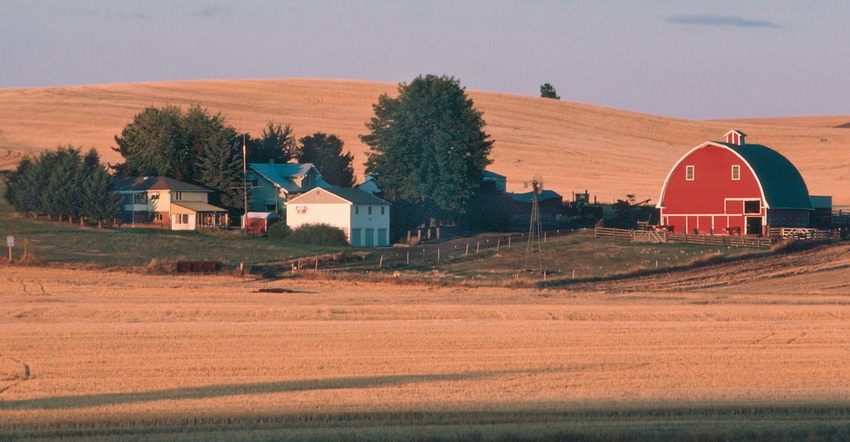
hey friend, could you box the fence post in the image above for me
[406,251,409,264]
[497,238,500,251]
[437,248,440,261]
[379,255,383,268]
[476,242,480,253]
[508,236,511,248]
[466,243,469,255]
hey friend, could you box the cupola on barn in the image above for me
[656,130,829,235]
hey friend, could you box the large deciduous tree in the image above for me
[361,75,493,235]
[297,132,355,188]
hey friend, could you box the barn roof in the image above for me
[658,139,813,210]
[720,142,813,210]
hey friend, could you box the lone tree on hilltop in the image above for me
[361,74,493,238]
[540,83,560,99]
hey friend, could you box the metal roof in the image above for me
[721,142,813,210]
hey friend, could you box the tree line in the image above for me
[3,147,121,227]
[5,74,521,240]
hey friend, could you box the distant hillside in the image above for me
[1,79,848,204]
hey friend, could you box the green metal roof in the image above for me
[722,142,813,210]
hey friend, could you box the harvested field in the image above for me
[3,247,850,440]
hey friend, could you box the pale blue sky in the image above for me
[2,0,848,119]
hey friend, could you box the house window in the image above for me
[744,200,760,214]
[355,206,359,215]
[133,193,146,204]
[149,192,159,200]
[732,165,740,180]
[296,206,308,214]
[368,206,372,215]
[381,206,385,215]
[174,192,183,201]
[685,165,694,181]
[176,214,189,224]
[154,213,163,221]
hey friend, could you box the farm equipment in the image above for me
[567,190,604,221]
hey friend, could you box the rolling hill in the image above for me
[1,78,848,205]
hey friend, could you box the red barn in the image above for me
[657,130,813,235]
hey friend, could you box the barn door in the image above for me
[745,217,762,235]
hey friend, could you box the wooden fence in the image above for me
[596,225,775,248]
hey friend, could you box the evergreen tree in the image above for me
[195,129,245,213]
[540,83,560,99]
[80,149,122,228]
[297,132,356,188]
[246,122,297,164]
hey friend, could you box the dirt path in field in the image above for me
[555,241,850,294]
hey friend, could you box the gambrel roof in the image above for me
[658,141,812,210]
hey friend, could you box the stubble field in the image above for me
[3,255,850,440]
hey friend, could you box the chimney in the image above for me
[724,130,746,146]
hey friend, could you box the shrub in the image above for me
[267,221,292,240]
[288,223,349,247]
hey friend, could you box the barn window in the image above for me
[686,165,694,181]
[744,200,760,214]
[296,206,308,214]
[732,165,740,180]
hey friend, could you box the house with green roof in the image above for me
[657,130,825,235]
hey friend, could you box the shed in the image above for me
[244,211,281,234]
[657,130,815,235]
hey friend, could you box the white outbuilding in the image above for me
[285,187,391,247]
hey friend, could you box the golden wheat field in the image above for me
[1,79,849,205]
[3,261,850,440]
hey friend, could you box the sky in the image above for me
[2,0,848,120]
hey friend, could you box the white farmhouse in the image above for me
[285,187,391,247]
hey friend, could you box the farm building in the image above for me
[243,211,281,234]
[657,130,823,235]
[285,187,391,247]
[112,176,229,230]
[247,163,330,214]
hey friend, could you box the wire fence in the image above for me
[307,229,576,271]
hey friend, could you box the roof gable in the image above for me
[112,176,212,193]
[286,187,389,206]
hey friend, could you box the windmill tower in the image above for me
[525,175,544,271]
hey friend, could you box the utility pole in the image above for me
[242,134,248,234]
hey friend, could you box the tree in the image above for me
[112,105,235,182]
[4,147,121,227]
[80,149,122,228]
[112,106,188,179]
[246,122,297,164]
[195,129,245,213]
[297,132,355,188]
[361,75,493,233]
[540,83,560,100]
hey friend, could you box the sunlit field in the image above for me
[3,264,850,440]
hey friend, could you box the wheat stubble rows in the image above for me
[2,265,850,434]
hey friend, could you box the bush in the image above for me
[267,221,292,240]
[288,223,349,247]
